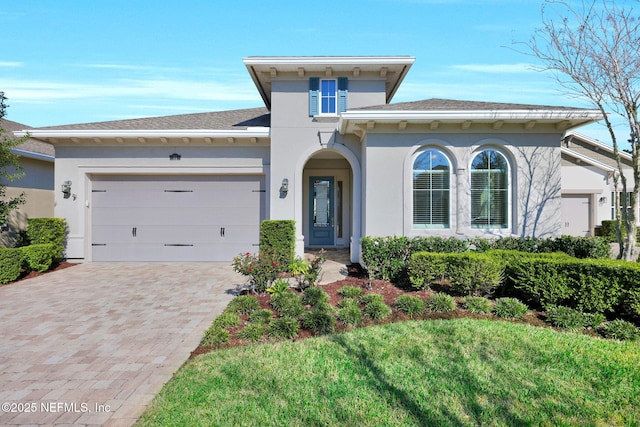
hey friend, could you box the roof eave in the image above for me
[10,148,54,162]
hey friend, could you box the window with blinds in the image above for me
[471,149,509,228]
[413,149,450,228]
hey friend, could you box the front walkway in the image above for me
[0,263,243,426]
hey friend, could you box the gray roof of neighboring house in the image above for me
[33,107,271,131]
[1,118,55,157]
[355,98,592,111]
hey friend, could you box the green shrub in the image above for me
[408,252,503,296]
[462,296,492,314]
[301,309,336,334]
[302,286,329,307]
[0,248,23,284]
[361,293,384,306]
[232,251,280,294]
[505,257,573,309]
[394,295,426,317]
[213,312,241,329]
[364,300,392,321]
[270,292,304,318]
[25,218,67,261]
[201,326,230,347]
[598,320,640,341]
[226,295,260,315]
[20,243,56,273]
[266,316,300,339]
[337,303,363,326]
[337,297,359,309]
[493,298,528,319]
[260,220,295,272]
[337,285,364,299]
[249,309,274,325]
[545,305,589,330]
[545,235,610,259]
[237,323,265,342]
[266,279,290,295]
[427,293,456,313]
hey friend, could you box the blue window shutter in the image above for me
[309,77,319,116]
[338,77,348,113]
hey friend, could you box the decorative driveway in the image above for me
[0,263,243,426]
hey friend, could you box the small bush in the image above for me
[427,293,456,313]
[249,309,274,325]
[302,286,329,307]
[364,300,392,321]
[237,323,265,342]
[394,295,426,317]
[266,316,300,339]
[25,218,67,261]
[270,292,304,318]
[0,248,23,284]
[213,312,241,329]
[226,295,260,315]
[337,285,365,299]
[598,320,640,341]
[493,298,528,319]
[201,326,230,347]
[545,305,590,330]
[361,293,384,306]
[462,296,492,314]
[266,279,290,295]
[260,220,295,272]
[21,243,56,273]
[337,297,359,309]
[337,304,363,326]
[232,251,279,293]
[301,309,336,334]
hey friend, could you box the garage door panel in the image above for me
[91,175,264,262]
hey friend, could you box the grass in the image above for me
[137,318,640,426]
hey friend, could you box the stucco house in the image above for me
[561,131,636,236]
[16,56,604,262]
[1,118,55,247]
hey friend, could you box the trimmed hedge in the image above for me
[408,252,504,296]
[26,218,67,261]
[0,248,23,284]
[260,220,295,272]
[21,243,56,273]
[362,235,610,282]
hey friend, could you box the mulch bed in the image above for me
[190,264,550,359]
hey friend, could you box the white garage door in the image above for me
[91,175,264,261]
[561,194,591,236]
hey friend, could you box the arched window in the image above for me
[471,149,509,228]
[413,149,450,228]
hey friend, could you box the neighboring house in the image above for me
[561,131,636,236]
[0,119,55,247]
[16,56,603,263]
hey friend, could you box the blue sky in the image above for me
[0,0,622,143]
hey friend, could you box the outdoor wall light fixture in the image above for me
[169,153,181,161]
[61,180,72,196]
[280,178,289,197]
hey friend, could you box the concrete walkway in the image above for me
[0,263,244,426]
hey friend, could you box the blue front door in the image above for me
[309,177,334,246]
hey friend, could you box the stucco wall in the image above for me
[362,131,564,239]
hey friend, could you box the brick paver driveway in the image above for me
[0,263,243,426]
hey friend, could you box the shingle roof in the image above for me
[1,118,55,157]
[35,107,270,131]
[354,98,591,111]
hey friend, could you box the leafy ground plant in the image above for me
[140,319,640,426]
[599,320,640,341]
[394,295,426,317]
[236,323,264,342]
[266,316,299,339]
[493,297,528,319]
[337,285,365,299]
[226,295,260,315]
[427,293,456,313]
[462,296,492,314]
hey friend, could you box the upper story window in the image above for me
[309,77,348,116]
[413,148,450,229]
[471,149,510,229]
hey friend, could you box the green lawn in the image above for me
[137,319,640,426]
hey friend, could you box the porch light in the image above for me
[61,180,72,196]
[169,153,181,161]
[280,178,289,197]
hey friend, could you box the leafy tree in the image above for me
[0,92,27,227]
[525,0,640,260]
